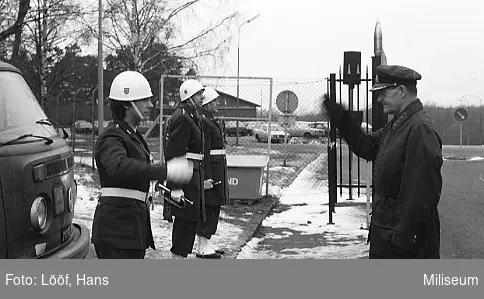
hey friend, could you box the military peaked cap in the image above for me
[370,65,422,91]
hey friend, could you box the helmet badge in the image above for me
[124,88,129,94]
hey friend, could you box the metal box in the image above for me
[226,155,269,201]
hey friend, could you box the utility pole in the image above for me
[97,0,104,135]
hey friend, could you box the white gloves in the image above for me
[204,179,214,190]
[166,156,193,183]
[170,189,184,202]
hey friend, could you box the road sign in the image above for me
[276,90,298,114]
[278,114,296,127]
[454,108,468,122]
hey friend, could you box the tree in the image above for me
[16,0,85,108]
[0,0,31,61]
[89,0,237,74]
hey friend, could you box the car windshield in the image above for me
[0,71,52,134]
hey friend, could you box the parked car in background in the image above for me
[74,120,93,134]
[254,123,290,143]
[286,122,326,139]
[224,121,250,137]
[308,121,329,137]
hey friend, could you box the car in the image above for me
[254,123,290,143]
[285,122,326,139]
[308,121,329,137]
[0,60,90,258]
[74,120,93,134]
[224,121,250,137]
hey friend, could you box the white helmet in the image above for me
[202,87,219,106]
[179,79,204,102]
[109,71,153,102]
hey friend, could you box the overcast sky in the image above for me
[191,0,484,108]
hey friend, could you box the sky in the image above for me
[188,0,484,109]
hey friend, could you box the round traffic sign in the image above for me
[276,90,298,114]
[454,108,468,122]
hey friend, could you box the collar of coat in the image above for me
[201,108,216,119]
[391,98,423,131]
[114,119,150,154]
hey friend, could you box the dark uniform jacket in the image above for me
[165,101,205,221]
[91,119,167,251]
[201,109,229,206]
[326,99,442,258]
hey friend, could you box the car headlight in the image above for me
[30,196,48,231]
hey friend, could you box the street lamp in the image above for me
[462,95,483,146]
[458,98,470,145]
[236,13,260,146]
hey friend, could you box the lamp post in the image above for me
[462,95,483,146]
[236,13,260,146]
[97,0,104,136]
[458,98,470,145]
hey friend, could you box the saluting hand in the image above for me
[166,156,194,183]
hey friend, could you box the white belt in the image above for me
[210,149,226,155]
[100,188,147,202]
[186,152,203,160]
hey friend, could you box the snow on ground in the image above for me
[73,169,259,259]
[73,152,373,259]
[237,154,370,259]
[468,156,484,161]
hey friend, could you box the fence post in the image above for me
[328,73,337,224]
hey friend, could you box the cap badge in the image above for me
[124,88,129,94]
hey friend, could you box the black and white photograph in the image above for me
[1,0,483,298]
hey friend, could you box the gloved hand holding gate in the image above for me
[322,93,345,126]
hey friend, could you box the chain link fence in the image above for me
[55,75,329,200]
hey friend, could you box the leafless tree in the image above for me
[82,0,238,74]
[0,0,31,61]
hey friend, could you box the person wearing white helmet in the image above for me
[91,70,193,259]
[193,87,229,259]
[165,78,217,258]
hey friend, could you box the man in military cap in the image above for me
[324,65,443,259]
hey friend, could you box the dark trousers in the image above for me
[94,244,145,259]
[196,205,221,239]
[170,218,198,257]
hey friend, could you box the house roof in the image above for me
[215,89,261,107]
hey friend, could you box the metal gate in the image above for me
[326,53,388,227]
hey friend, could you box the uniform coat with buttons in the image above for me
[165,101,205,221]
[201,109,229,206]
[91,119,167,251]
[326,99,442,258]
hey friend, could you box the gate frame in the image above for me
[327,54,388,226]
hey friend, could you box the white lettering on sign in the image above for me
[228,177,239,186]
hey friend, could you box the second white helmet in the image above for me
[202,87,219,106]
[109,71,153,101]
[179,79,204,102]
